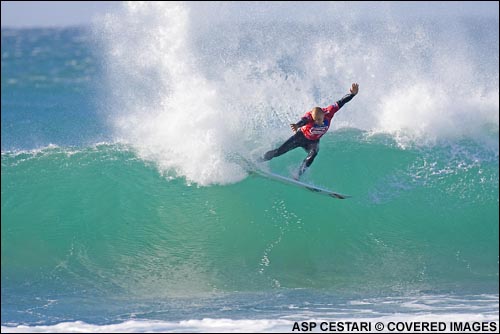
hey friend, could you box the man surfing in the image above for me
[262,83,359,179]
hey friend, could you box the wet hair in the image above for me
[311,107,324,118]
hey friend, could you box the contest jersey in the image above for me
[300,103,340,141]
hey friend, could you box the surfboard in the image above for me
[242,158,351,199]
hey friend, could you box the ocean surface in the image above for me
[2,2,499,332]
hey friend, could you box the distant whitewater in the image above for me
[2,2,498,333]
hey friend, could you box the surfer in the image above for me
[262,83,359,179]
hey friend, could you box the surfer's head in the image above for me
[311,107,324,125]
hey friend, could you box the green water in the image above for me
[2,131,498,299]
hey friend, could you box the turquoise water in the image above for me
[2,2,498,332]
[2,136,498,296]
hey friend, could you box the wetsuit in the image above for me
[263,92,356,177]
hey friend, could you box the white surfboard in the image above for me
[242,158,351,199]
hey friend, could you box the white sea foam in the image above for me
[2,314,498,333]
[3,294,498,333]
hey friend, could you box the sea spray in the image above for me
[96,2,498,186]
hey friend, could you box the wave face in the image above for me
[2,138,498,298]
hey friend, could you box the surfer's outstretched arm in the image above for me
[336,83,359,109]
[290,117,309,133]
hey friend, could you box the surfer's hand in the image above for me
[290,123,299,133]
[350,83,359,95]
